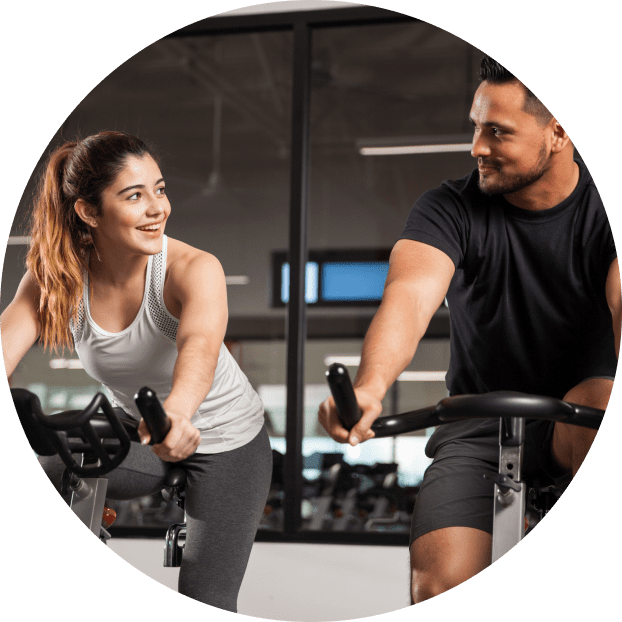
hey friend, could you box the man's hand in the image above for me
[318,388,383,446]
[138,413,201,462]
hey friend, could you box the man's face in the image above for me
[469,81,553,196]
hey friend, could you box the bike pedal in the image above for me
[102,507,117,529]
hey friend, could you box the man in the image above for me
[318,56,620,603]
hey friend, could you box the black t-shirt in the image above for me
[400,159,617,456]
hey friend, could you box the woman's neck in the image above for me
[89,245,150,288]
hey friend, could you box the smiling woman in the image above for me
[0,130,273,612]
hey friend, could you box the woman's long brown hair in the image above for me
[26,131,155,351]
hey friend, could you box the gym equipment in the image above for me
[11,386,187,566]
[326,363,604,561]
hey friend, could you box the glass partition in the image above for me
[303,20,480,533]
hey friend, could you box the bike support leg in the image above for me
[70,478,109,537]
[491,417,526,563]
[66,456,109,538]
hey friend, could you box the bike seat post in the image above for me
[490,416,527,563]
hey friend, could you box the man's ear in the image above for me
[74,199,98,228]
[550,119,572,153]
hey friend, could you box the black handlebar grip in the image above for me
[326,363,362,430]
[134,387,172,445]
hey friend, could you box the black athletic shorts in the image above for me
[409,418,572,545]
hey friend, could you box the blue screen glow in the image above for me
[321,262,388,301]
[281,262,319,303]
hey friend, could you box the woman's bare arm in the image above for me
[1,271,41,378]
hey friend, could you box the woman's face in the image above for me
[92,154,171,257]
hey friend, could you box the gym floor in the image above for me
[109,539,410,620]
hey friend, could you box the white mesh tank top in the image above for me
[70,236,265,453]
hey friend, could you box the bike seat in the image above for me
[165,468,187,488]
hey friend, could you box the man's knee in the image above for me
[410,527,491,603]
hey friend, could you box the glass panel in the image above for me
[4,31,292,532]
[304,20,481,533]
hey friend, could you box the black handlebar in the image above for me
[134,387,172,444]
[12,386,171,477]
[326,363,604,436]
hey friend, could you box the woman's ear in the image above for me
[74,199,98,228]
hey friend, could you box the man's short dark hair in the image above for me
[479,55,553,126]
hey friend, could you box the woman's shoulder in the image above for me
[164,237,224,285]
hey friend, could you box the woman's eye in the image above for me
[156,186,166,195]
[128,192,140,200]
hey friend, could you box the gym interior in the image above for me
[2,2,615,620]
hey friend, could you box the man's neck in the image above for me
[504,159,580,211]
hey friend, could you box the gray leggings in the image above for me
[39,425,273,612]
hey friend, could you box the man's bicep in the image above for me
[384,239,455,318]
[605,257,620,358]
[606,258,620,314]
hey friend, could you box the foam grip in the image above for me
[134,387,172,445]
[326,363,362,430]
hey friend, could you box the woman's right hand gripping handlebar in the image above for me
[138,407,201,462]
[318,385,383,447]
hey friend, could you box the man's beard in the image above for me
[478,143,551,196]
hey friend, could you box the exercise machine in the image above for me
[326,363,604,562]
[11,386,187,565]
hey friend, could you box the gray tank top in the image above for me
[70,236,265,453]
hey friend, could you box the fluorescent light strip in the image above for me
[324,356,446,382]
[324,356,361,367]
[49,358,84,370]
[8,236,31,245]
[397,371,446,382]
[225,276,250,285]
[360,144,472,156]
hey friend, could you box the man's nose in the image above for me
[471,132,491,159]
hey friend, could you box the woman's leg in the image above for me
[38,441,170,499]
[178,426,272,612]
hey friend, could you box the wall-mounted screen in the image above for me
[272,249,391,307]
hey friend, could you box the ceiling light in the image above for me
[357,134,472,156]
[360,144,472,156]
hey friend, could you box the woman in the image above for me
[1,130,273,612]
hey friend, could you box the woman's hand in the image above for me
[138,412,201,462]
[318,387,382,447]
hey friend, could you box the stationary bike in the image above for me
[326,363,605,562]
[11,387,188,567]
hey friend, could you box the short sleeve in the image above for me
[399,186,469,268]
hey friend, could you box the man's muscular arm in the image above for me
[606,257,620,359]
[318,239,455,445]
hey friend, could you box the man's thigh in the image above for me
[410,447,499,545]
[409,452,497,601]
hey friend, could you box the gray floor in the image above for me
[109,539,411,620]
